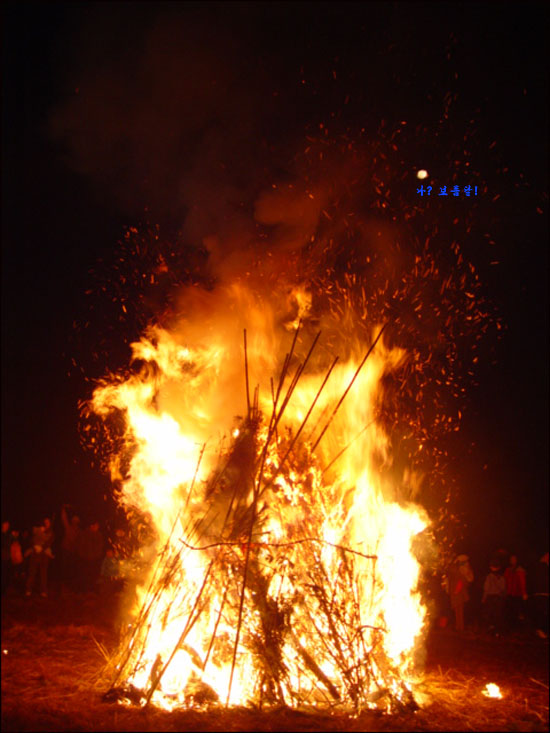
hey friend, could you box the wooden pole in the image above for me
[226,480,257,707]
[311,323,387,453]
[262,354,339,495]
[244,329,251,418]
[145,560,215,705]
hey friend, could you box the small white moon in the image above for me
[416,170,428,180]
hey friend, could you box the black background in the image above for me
[2,2,548,573]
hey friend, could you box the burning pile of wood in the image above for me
[102,325,421,713]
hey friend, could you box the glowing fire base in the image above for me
[106,413,422,712]
[93,313,427,713]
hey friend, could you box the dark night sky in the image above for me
[2,3,548,571]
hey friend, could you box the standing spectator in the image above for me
[482,562,507,636]
[434,570,452,629]
[99,548,122,596]
[60,505,81,592]
[504,554,528,630]
[532,551,549,639]
[2,520,12,595]
[25,518,54,597]
[20,528,31,577]
[490,547,509,572]
[78,521,104,593]
[20,528,31,554]
[10,529,25,594]
[448,554,474,632]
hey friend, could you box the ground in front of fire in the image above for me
[1,592,548,732]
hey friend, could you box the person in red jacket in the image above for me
[448,554,474,632]
[504,554,527,630]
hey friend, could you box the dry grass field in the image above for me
[1,592,548,732]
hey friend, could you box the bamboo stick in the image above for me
[321,419,376,476]
[290,631,340,701]
[271,318,301,421]
[109,508,185,688]
[145,559,215,705]
[244,329,251,418]
[311,323,387,452]
[226,478,258,706]
[258,353,338,499]
[184,443,206,512]
[203,583,229,672]
[254,331,320,499]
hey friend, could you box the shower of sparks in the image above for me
[78,125,504,600]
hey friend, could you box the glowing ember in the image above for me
[89,281,428,713]
[482,683,503,699]
[416,169,428,179]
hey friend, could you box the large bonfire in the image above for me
[89,275,429,713]
[80,130,495,714]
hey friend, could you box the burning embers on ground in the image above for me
[88,281,428,713]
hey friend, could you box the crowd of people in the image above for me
[441,549,549,639]
[2,510,548,643]
[1,505,125,599]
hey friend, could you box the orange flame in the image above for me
[91,281,428,711]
